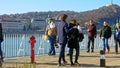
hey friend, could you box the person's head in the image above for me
[50,19,54,24]
[70,19,77,25]
[116,23,120,28]
[103,21,109,26]
[89,19,93,25]
[59,14,68,21]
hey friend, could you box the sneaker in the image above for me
[71,63,75,66]
[57,63,61,66]
[63,61,67,65]
[74,62,79,65]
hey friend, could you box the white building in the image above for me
[1,21,25,30]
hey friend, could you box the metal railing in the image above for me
[1,34,115,58]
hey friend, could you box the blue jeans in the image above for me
[102,38,110,52]
[0,41,3,59]
[48,36,56,55]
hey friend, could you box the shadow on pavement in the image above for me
[80,64,99,67]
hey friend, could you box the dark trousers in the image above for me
[87,36,94,52]
[0,41,3,59]
[115,39,120,53]
[58,43,66,64]
[69,46,79,64]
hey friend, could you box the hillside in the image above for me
[78,4,120,26]
[0,4,120,28]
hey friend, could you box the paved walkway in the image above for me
[2,48,120,68]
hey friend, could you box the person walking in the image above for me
[100,21,112,53]
[0,23,3,62]
[67,20,80,66]
[114,23,120,54]
[87,20,97,53]
[57,14,69,66]
[45,19,57,55]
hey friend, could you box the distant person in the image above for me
[87,20,97,53]
[45,19,57,55]
[0,23,3,62]
[57,14,69,66]
[114,23,120,54]
[67,20,80,66]
[100,21,112,53]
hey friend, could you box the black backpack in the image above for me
[79,33,84,42]
[68,28,79,41]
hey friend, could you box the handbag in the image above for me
[79,33,84,42]
[54,41,59,48]
[43,35,48,41]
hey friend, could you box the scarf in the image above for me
[49,23,55,28]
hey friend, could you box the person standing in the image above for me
[87,20,97,53]
[100,21,112,53]
[114,23,120,54]
[0,23,3,62]
[67,20,80,66]
[57,14,69,66]
[45,19,57,55]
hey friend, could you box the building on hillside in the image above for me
[0,19,48,33]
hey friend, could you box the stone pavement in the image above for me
[2,48,120,68]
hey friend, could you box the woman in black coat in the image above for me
[67,20,80,66]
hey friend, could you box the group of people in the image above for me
[45,14,120,66]
[0,13,119,67]
[45,14,83,66]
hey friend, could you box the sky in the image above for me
[0,0,120,15]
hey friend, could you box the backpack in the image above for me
[79,33,84,42]
[68,28,79,41]
[67,28,79,48]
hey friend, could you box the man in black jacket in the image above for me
[100,21,112,53]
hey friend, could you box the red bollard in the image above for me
[29,35,36,63]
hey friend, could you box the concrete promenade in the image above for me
[2,48,120,68]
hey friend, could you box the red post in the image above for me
[29,35,36,63]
